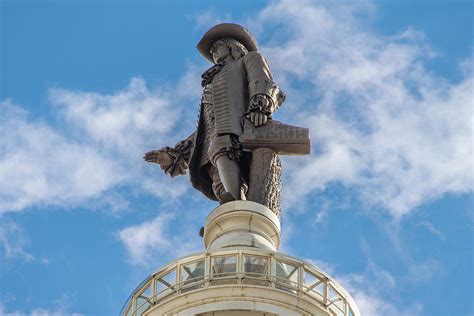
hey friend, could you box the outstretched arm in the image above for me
[144,133,195,177]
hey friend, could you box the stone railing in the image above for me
[121,249,360,316]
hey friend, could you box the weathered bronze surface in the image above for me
[239,120,310,156]
[144,23,310,215]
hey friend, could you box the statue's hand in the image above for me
[246,110,268,127]
[144,148,188,177]
[246,94,273,127]
[144,149,173,166]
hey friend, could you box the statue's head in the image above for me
[197,23,258,64]
[210,38,248,63]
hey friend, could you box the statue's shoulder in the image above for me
[243,51,264,61]
[242,51,270,71]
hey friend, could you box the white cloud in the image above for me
[0,219,55,264]
[49,78,192,203]
[308,257,423,316]
[0,296,83,316]
[49,78,180,156]
[193,10,234,31]
[349,289,422,316]
[0,307,83,316]
[302,231,446,316]
[117,212,202,266]
[29,311,82,316]
[0,76,196,214]
[3,0,470,220]
[416,221,446,240]
[0,100,122,213]
[249,0,473,218]
[0,220,33,261]
[339,265,423,316]
[118,212,174,264]
[407,258,443,283]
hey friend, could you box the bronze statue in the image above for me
[144,23,309,216]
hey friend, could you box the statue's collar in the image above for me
[201,62,224,87]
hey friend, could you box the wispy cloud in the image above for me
[249,0,473,218]
[49,78,180,156]
[0,76,196,214]
[48,77,197,201]
[0,294,83,316]
[307,255,423,316]
[0,307,83,316]
[117,212,175,265]
[2,1,471,220]
[340,263,424,316]
[0,219,33,261]
[117,211,202,266]
[0,219,54,265]
[416,220,446,240]
[0,100,121,213]
[348,287,423,316]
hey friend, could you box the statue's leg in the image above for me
[215,155,245,201]
[209,134,246,202]
[207,164,226,203]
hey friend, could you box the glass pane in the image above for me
[156,269,176,293]
[135,296,150,316]
[242,255,270,286]
[328,285,346,316]
[304,270,325,296]
[211,256,237,277]
[304,269,316,285]
[154,277,161,295]
[181,259,205,292]
[140,284,152,298]
[135,283,152,316]
[275,260,299,294]
[243,255,268,276]
[276,261,299,285]
[349,308,355,316]
[181,259,205,282]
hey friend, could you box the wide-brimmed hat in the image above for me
[197,23,259,63]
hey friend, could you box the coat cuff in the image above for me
[246,94,273,115]
[248,80,286,112]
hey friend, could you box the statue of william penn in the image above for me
[145,23,308,211]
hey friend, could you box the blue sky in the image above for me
[0,0,472,315]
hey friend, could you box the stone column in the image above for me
[203,200,281,252]
[247,148,282,217]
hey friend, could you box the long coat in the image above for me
[187,51,284,200]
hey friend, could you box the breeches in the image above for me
[208,134,242,165]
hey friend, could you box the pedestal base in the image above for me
[203,201,281,252]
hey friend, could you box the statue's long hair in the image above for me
[212,38,248,60]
